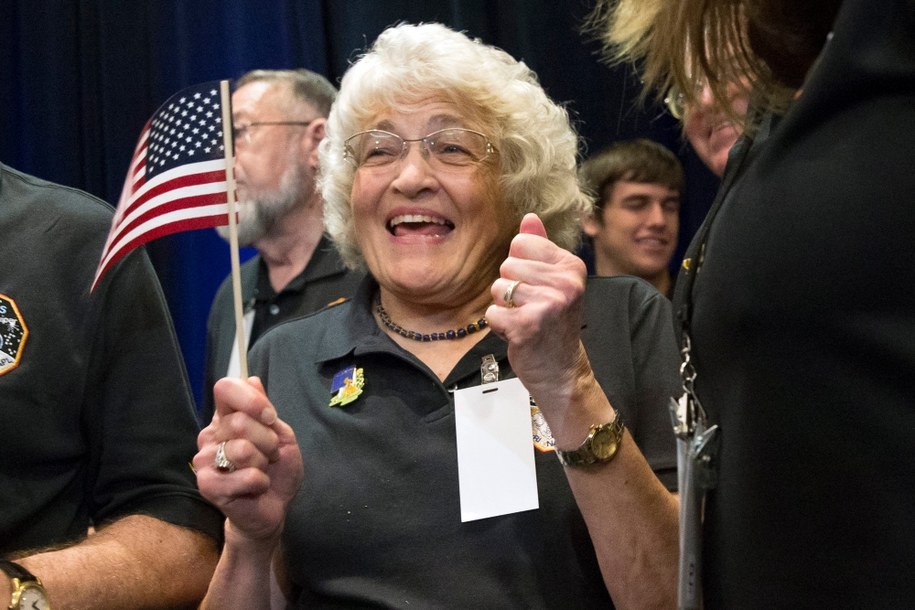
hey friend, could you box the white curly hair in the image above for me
[318,22,592,269]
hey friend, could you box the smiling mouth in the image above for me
[388,214,455,237]
[637,237,669,248]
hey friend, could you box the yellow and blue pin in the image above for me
[329,365,365,407]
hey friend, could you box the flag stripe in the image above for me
[126,159,226,213]
[107,166,228,246]
[93,204,232,288]
[98,187,229,273]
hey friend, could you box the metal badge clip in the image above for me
[481,354,499,384]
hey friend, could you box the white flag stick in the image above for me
[219,79,248,379]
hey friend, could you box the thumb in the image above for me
[245,376,297,453]
[246,375,267,395]
[518,212,548,238]
[245,375,279,426]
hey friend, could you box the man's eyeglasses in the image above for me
[343,128,496,170]
[233,121,313,145]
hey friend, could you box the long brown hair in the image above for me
[585,0,840,128]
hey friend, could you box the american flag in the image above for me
[92,80,234,291]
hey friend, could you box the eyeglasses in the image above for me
[343,128,496,170]
[665,61,746,121]
[664,88,688,120]
[232,120,313,145]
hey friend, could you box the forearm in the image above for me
[12,515,219,610]
[200,522,286,610]
[565,432,679,609]
[538,360,679,610]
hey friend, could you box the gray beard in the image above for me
[217,162,309,246]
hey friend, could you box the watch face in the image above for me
[591,425,620,459]
[16,583,50,610]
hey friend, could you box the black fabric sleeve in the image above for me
[84,248,224,543]
[582,277,680,491]
[625,283,681,490]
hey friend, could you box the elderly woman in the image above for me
[195,23,679,609]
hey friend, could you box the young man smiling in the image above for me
[580,138,683,297]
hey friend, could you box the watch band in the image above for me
[0,562,33,584]
[555,413,625,467]
[1,560,49,610]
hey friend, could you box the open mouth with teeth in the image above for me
[636,236,669,248]
[388,213,455,237]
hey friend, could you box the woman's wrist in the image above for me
[529,347,612,447]
[223,520,283,562]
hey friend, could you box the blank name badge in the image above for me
[454,377,539,522]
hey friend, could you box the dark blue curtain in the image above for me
[1,0,717,408]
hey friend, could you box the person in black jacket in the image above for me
[0,162,222,609]
[596,0,915,606]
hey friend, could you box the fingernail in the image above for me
[261,408,277,425]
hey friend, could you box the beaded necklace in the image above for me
[375,300,488,342]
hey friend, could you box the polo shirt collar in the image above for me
[314,275,509,387]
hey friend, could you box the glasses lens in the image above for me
[664,88,685,120]
[424,129,490,166]
[345,131,403,167]
[344,128,494,168]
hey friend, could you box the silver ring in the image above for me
[503,279,522,308]
[214,441,236,473]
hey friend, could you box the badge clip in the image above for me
[481,354,499,384]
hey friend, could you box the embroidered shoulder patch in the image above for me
[0,294,29,376]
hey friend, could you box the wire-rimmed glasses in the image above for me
[664,88,688,120]
[344,128,496,170]
[233,120,313,145]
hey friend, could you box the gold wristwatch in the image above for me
[555,413,624,467]
[0,561,50,610]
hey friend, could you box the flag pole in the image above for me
[219,79,248,379]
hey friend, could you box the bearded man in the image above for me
[201,69,362,423]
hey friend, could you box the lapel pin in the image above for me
[329,365,364,407]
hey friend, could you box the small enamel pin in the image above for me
[531,403,556,452]
[329,365,364,407]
